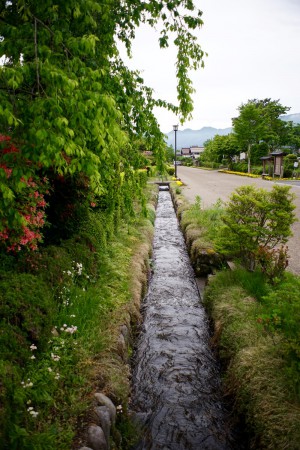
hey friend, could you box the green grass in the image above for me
[0,185,157,449]
[180,195,224,242]
[170,186,300,449]
[204,268,300,449]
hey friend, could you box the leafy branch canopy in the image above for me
[0,0,205,244]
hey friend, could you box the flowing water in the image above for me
[130,189,234,450]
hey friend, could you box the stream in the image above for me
[130,189,235,450]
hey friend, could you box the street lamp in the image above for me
[173,124,178,178]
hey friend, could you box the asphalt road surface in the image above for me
[177,166,300,275]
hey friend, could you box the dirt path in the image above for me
[177,166,300,275]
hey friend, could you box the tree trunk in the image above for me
[247,143,251,173]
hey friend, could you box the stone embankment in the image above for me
[170,187,224,276]
[74,188,158,450]
[77,184,224,449]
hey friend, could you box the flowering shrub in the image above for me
[0,135,49,252]
[218,169,260,178]
[219,168,300,181]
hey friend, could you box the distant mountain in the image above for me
[165,126,232,149]
[280,113,300,124]
[166,114,300,149]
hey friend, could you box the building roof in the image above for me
[270,151,287,157]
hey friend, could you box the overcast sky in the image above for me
[119,0,300,133]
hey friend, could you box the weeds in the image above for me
[204,268,300,449]
[181,195,224,241]
[171,187,300,449]
[0,186,156,449]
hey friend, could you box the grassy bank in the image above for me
[204,270,300,449]
[0,185,158,449]
[170,183,300,449]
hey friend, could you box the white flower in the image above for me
[27,407,34,411]
[51,353,60,362]
[22,380,33,388]
[70,314,76,318]
[64,325,78,334]
[75,262,83,275]
[48,367,52,372]
[30,355,36,360]
[30,344,37,351]
[67,270,72,276]
[30,410,39,417]
[55,372,60,380]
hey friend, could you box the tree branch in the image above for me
[32,15,73,58]
[34,18,40,95]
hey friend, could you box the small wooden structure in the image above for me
[272,151,286,177]
[261,155,273,177]
[261,151,286,178]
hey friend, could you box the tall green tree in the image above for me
[256,98,290,151]
[232,99,290,173]
[233,101,268,173]
[0,0,206,248]
[285,122,300,153]
[202,133,238,167]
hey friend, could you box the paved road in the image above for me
[177,166,300,275]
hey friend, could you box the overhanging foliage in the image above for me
[0,0,206,249]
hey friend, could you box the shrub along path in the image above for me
[177,166,300,275]
[170,182,300,450]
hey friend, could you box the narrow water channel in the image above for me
[130,189,234,450]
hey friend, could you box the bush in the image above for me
[166,166,175,176]
[251,166,263,175]
[284,167,293,177]
[0,136,49,252]
[176,156,193,166]
[0,273,55,447]
[0,273,54,362]
[204,269,300,449]
[200,161,220,169]
[283,154,299,178]
[215,184,296,275]
[258,273,300,395]
[231,162,248,173]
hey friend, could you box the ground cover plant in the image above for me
[0,184,157,449]
[1,2,207,447]
[172,185,300,449]
[204,269,300,450]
